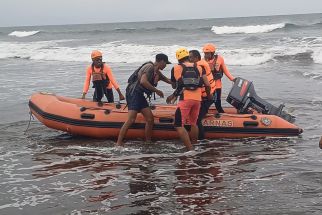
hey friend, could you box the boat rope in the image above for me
[214,113,257,119]
[24,111,34,134]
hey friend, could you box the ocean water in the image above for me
[1,13,322,214]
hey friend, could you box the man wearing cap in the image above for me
[116,53,172,146]
[82,50,125,104]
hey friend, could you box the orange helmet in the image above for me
[176,48,189,60]
[91,50,102,59]
[203,43,216,53]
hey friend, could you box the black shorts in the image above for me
[126,90,149,111]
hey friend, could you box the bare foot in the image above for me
[114,145,124,151]
[116,141,123,147]
[184,149,196,156]
[319,136,322,149]
[145,140,153,144]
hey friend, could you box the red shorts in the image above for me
[174,100,201,127]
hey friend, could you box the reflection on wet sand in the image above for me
[23,136,296,214]
[173,151,224,214]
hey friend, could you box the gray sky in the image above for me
[1,0,321,27]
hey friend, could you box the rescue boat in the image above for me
[28,78,302,139]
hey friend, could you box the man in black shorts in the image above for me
[116,54,172,146]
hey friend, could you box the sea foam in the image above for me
[8,31,40,37]
[211,23,286,34]
[1,38,322,65]
[312,49,322,64]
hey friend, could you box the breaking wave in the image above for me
[1,36,322,65]
[8,31,40,37]
[211,23,286,34]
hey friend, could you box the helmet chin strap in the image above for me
[93,61,103,68]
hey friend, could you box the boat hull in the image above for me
[29,93,303,139]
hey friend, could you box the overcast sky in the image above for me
[1,0,321,27]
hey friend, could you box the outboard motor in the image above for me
[226,77,295,123]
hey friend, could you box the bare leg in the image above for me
[319,136,322,149]
[116,110,138,146]
[175,127,193,151]
[190,125,199,145]
[140,107,154,142]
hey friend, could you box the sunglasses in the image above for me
[92,57,102,62]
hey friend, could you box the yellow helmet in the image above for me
[176,48,189,60]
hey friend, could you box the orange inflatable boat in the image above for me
[29,77,302,139]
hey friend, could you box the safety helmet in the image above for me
[91,50,103,59]
[202,43,216,53]
[176,48,189,60]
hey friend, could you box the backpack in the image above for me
[128,61,153,85]
[126,61,154,96]
[179,63,202,90]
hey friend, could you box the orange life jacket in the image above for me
[197,60,216,98]
[208,55,223,80]
[91,64,108,82]
[206,55,234,89]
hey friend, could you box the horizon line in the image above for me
[0,12,321,28]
